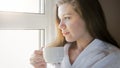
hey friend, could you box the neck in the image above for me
[76,35,94,51]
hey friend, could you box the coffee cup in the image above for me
[43,47,64,63]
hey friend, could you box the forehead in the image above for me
[58,4,76,17]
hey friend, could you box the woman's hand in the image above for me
[30,48,46,68]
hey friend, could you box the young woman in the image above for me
[30,0,120,68]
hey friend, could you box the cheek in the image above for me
[65,21,87,42]
[70,20,87,36]
[70,20,84,32]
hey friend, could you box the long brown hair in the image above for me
[50,0,119,48]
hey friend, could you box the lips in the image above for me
[62,32,70,36]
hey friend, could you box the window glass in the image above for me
[0,30,39,68]
[0,0,45,13]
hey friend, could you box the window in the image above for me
[0,0,45,13]
[0,30,46,68]
[0,0,56,68]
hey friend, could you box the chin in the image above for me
[65,38,75,42]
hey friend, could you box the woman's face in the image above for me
[58,3,90,42]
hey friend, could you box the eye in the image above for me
[64,17,71,20]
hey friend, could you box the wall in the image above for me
[99,0,120,45]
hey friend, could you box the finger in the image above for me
[30,55,44,61]
[30,54,45,63]
[33,62,46,68]
[34,50,43,55]
[34,46,45,53]
[30,58,46,66]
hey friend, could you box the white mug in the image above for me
[43,47,64,63]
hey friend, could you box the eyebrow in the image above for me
[63,13,73,16]
[58,13,73,19]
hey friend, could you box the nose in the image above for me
[58,21,66,30]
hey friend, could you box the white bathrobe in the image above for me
[55,39,120,68]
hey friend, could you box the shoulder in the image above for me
[102,41,120,58]
[92,51,120,68]
[90,39,120,55]
[92,39,120,68]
